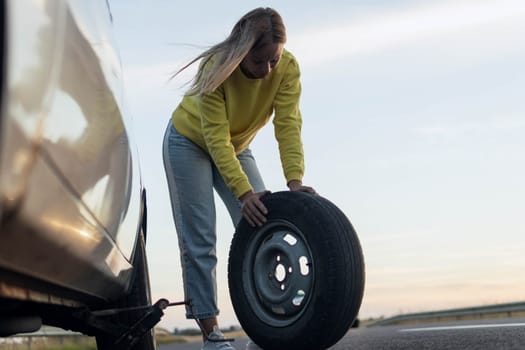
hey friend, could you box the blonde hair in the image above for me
[173,8,286,96]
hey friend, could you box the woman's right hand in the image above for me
[239,190,271,227]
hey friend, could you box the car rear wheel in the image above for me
[95,227,155,350]
[228,191,365,350]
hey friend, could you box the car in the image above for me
[0,1,156,349]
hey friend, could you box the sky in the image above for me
[108,0,525,331]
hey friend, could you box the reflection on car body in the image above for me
[0,1,155,349]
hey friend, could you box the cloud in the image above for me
[121,61,190,87]
[289,0,525,67]
[412,116,525,137]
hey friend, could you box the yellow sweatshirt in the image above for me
[171,49,304,198]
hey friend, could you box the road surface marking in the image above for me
[400,323,525,332]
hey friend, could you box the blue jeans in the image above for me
[162,121,266,319]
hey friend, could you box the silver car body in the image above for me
[0,0,144,305]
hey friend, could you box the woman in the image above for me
[163,7,315,350]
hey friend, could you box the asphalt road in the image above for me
[333,318,525,350]
[158,317,525,350]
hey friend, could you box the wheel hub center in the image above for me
[274,263,286,282]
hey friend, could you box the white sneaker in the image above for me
[245,339,263,349]
[201,326,236,350]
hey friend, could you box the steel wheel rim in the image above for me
[242,220,315,327]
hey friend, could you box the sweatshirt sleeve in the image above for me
[198,86,253,198]
[273,57,305,184]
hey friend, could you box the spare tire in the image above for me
[228,191,365,350]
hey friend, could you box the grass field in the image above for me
[0,330,246,349]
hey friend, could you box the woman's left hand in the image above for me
[287,180,317,194]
